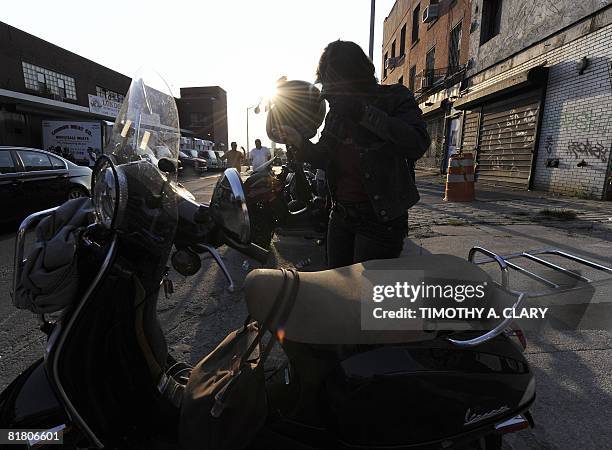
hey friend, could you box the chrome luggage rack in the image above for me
[468,246,612,297]
[447,246,612,347]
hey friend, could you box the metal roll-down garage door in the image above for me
[475,90,542,189]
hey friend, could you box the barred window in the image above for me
[22,62,77,100]
[96,86,125,102]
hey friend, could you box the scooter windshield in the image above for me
[99,69,180,244]
[106,70,180,170]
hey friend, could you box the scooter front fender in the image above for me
[0,358,67,430]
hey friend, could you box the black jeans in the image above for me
[327,203,408,269]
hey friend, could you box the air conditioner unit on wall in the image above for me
[423,4,439,23]
[385,57,398,70]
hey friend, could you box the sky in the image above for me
[2,0,396,150]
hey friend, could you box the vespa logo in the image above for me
[464,405,510,426]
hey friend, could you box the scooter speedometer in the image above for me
[91,155,127,229]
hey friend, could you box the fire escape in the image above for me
[413,64,466,100]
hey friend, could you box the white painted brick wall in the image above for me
[470,24,612,198]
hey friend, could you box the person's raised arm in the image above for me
[358,86,430,159]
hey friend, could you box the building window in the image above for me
[22,62,77,100]
[448,22,462,73]
[190,112,207,127]
[383,51,389,79]
[400,24,407,57]
[398,76,404,86]
[391,40,396,60]
[96,86,125,102]
[425,46,436,87]
[481,0,502,45]
[412,4,420,44]
[426,47,436,73]
[409,65,416,92]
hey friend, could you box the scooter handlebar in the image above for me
[223,235,270,264]
[174,183,270,264]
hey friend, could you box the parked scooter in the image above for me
[243,150,330,250]
[243,79,330,251]
[0,72,536,450]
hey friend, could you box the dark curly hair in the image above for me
[316,40,377,97]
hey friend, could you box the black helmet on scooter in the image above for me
[266,78,326,142]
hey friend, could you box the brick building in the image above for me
[456,1,612,199]
[382,1,612,200]
[382,0,472,171]
[0,21,228,161]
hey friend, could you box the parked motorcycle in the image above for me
[0,71,537,450]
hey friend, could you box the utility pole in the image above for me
[369,0,375,60]
[246,106,249,155]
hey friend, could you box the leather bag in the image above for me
[179,268,300,450]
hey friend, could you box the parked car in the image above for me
[0,146,92,225]
[198,149,223,171]
[178,150,208,175]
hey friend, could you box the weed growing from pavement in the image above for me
[447,218,467,226]
[573,190,592,200]
[538,209,578,220]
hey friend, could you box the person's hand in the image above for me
[273,125,303,149]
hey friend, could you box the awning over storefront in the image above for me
[453,66,548,110]
[0,88,196,136]
[420,99,450,117]
[0,88,115,120]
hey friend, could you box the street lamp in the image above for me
[246,98,263,155]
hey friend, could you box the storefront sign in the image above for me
[88,94,121,118]
[42,120,102,166]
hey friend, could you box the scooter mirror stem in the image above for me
[199,244,235,292]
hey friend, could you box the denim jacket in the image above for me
[298,84,430,222]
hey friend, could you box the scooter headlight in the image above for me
[91,156,127,229]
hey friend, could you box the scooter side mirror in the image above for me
[158,157,177,174]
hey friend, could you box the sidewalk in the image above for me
[409,171,612,237]
[406,171,612,450]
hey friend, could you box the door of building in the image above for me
[444,117,461,173]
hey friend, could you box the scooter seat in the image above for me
[245,254,501,345]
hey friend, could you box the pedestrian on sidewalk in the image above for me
[275,40,430,268]
[220,141,244,172]
[250,139,271,170]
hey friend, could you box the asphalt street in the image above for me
[0,171,611,450]
[0,169,322,391]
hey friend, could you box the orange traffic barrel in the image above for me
[444,152,475,202]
